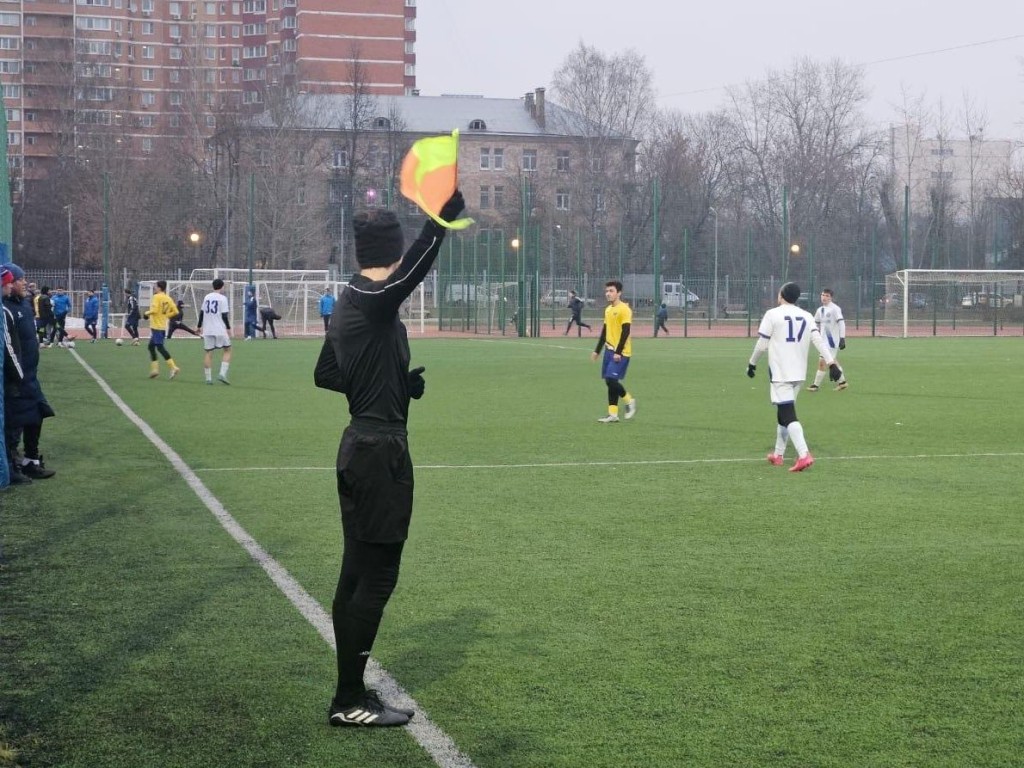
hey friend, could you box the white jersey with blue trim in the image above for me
[756,304,823,382]
[813,302,845,350]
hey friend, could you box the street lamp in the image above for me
[511,237,522,336]
[709,207,719,320]
[63,204,72,294]
[188,231,202,265]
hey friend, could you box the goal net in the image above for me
[878,269,1024,337]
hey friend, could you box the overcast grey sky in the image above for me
[416,1,1024,139]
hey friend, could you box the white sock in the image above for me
[787,421,809,457]
[813,370,826,387]
[774,425,788,456]
[220,362,229,377]
[204,367,212,382]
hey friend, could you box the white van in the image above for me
[662,282,699,307]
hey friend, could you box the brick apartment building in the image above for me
[0,0,416,188]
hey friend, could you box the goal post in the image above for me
[879,269,1024,337]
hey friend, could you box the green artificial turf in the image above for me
[2,336,1022,767]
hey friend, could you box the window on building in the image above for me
[141,21,154,34]
[374,117,390,129]
[297,186,306,205]
[141,92,155,105]
[142,67,154,81]
[169,92,182,105]
[493,148,503,170]
[593,188,606,212]
[141,45,154,58]
[142,137,153,153]
[469,118,486,131]
[493,185,504,209]
[556,189,570,211]
[169,69,180,82]
[170,46,182,59]
[170,114,181,127]
[556,149,570,172]
[331,147,347,168]
[522,149,537,172]
[479,186,490,209]
[480,147,490,170]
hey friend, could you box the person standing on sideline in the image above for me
[319,289,336,334]
[314,190,466,728]
[590,280,637,423]
[747,282,844,473]
[2,263,57,481]
[2,267,31,486]
[564,290,591,336]
[124,288,141,345]
[243,286,258,340]
[197,278,232,385]
[808,288,847,392]
[49,287,71,346]
[144,280,181,379]
[83,289,100,342]
[36,287,55,347]
[654,302,670,337]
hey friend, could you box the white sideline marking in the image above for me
[193,451,1024,474]
[71,352,478,768]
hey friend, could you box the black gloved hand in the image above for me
[439,190,465,223]
[838,338,846,350]
[746,364,756,379]
[407,366,426,400]
[828,363,843,382]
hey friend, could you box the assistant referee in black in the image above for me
[314,190,465,727]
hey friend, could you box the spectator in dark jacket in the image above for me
[2,263,56,481]
[83,289,100,342]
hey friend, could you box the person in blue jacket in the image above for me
[49,287,72,346]
[2,263,56,480]
[243,286,258,340]
[83,289,100,342]
[319,289,336,334]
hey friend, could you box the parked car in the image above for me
[961,292,1006,308]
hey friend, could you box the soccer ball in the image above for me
[66,341,76,349]
[116,338,124,346]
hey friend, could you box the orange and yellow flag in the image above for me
[399,130,473,230]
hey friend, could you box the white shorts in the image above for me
[203,333,231,351]
[770,381,801,404]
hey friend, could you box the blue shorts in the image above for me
[601,348,630,380]
[150,330,166,346]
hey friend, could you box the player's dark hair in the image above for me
[212,278,224,290]
[605,280,623,292]
[821,288,834,296]
[156,280,167,291]
[780,282,801,304]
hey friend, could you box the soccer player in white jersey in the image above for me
[746,282,844,472]
[197,278,232,385]
[809,288,847,391]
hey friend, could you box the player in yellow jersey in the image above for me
[143,280,181,379]
[590,280,637,423]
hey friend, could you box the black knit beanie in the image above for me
[353,210,404,269]
[780,282,801,304]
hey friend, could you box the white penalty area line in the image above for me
[193,451,1024,474]
[70,351,478,768]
